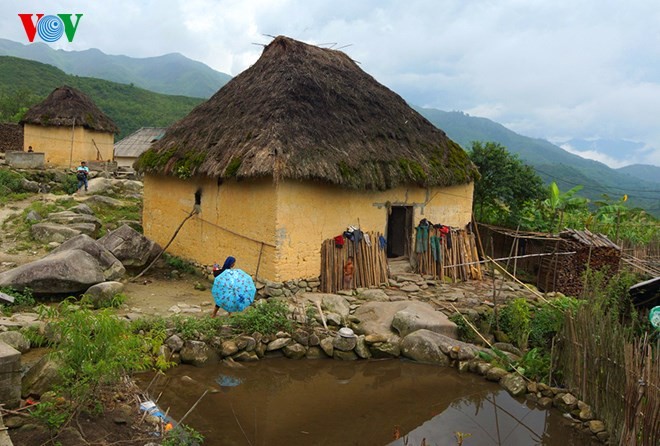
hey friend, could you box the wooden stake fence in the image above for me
[557,305,660,445]
[414,227,482,281]
[320,231,389,293]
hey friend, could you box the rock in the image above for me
[233,351,259,361]
[500,374,527,397]
[20,178,40,192]
[308,333,320,346]
[98,225,162,269]
[84,281,124,308]
[358,289,389,301]
[86,178,115,194]
[391,306,458,338]
[400,284,421,292]
[577,400,594,421]
[321,294,351,318]
[587,420,606,434]
[474,362,493,375]
[333,350,358,361]
[25,210,42,222]
[220,340,239,357]
[46,211,102,233]
[30,222,81,243]
[596,431,609,442]
[70,203,94,215]
[400,330,451,366]
[305,346,326,359]
[179,340,219,367]
[486,367,508,382]
[320,337,334,357]
[238,336,256,352]
[51,235,125,280]
[369,341,400,358]
[0,331,30,353]
[292,329,309,347]
[84,195,123,208]
[333,334,357,352]
[325,312,343,326]
[165,335,184,353]
[538,397,553,409]
[0,250,107,295]
[554,393,579,413]
[267,338,291,351]
[283,343,307,359]
[492,342,523,358]
[354,335,371,359]
[22,355,63,398]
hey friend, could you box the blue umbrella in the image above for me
[212,268,256,313]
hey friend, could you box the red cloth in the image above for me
[334,235,345,247]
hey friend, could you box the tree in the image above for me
[468,141,545,226]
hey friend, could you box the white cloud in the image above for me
[2,0,660,166]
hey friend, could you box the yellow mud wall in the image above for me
[23,124,114,168]
[274,180,474,281]
[142,175,277,280]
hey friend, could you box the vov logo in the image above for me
[18,14,84,43]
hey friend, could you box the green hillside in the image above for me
[416,107,660,216]
[617,164,660,184]
[0,56,203,139]
[0,38,231,98]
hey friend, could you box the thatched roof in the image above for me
[137,36,478,190]
[21,86,118,134]
[114,127,166,158]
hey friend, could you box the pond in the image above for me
[139,358,592,446]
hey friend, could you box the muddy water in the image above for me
[140,358,590,446]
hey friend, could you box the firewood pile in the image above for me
[414,226,482,282]
[320,231,389,293]
[538,229,621,295]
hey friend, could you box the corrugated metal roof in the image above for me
[114,127,166,158]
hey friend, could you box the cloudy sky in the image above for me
[2,0,660,167]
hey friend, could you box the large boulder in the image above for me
[0,331,30,353]
[30,223,81,243]
[353,301,457,340]
[84,281,124,308]
[391,305,457,338]
[98,225,162,269]
[400,330,451,365]
[46,211,102,232]
[0,250,103,294]
[22,355,63,398]
[51,235,125,281]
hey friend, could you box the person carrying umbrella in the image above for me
[211,256,256,318]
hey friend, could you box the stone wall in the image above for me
[5,151,45,169]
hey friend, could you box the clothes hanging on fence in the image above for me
[334,235,345,248]
[415,224,429,253]
[379,235,387,250]
[430,235,442,261]
[364,233,372,247]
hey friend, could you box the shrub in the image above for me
[496,298,531,350]
[449,313,477,343]
[529,296,581,349]
[164,254,198,275]
[171,315,224,341]
[231,299,292,335]
[0,286,36,313]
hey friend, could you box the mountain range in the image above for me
[0,38,230,98]
[0,39,658,216]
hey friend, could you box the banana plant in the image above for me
[542,182,589,232]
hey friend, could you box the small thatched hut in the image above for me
[21,86,118,168]
[136,36,479,282]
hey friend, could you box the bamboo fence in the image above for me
[320,231,389,293]
[557,305,659,445]
[414,227,482,281]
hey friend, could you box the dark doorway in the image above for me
[387,206,413,258]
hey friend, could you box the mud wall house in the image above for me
[20,86,118,168]
[0,122,23,153]
[113,127,166,168]
[136,36,479,283]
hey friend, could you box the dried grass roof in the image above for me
[114,127,166,158]
[21,85,119,134]
[137,36,478,190]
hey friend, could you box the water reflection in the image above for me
[139,358,588,446]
